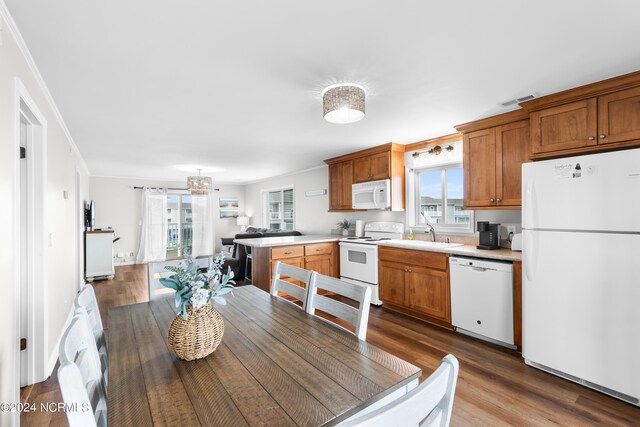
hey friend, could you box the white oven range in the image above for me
[339,221,404,306]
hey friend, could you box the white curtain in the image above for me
[191,192,215,258]
[136,189,168,263]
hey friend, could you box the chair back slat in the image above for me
[340,354,459,427]
[59,312,108,427]
[306,274,371,340]
[270,261,314,310]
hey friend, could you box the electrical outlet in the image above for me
[129,252,134,257]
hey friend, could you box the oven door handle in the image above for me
[339,242,377,251]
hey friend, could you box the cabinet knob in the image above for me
[496,198,502,202]
[587,136,595,141]
[490,198,495,203]
[599,134,606,139]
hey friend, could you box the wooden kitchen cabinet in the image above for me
[530,99,597,154]
[325,143,405,211]
[328,160,354,211]
[522,70,640,159]
[379,261,406,305]
[253,242,339,293]
[406,265,449,321]
[378,247,451,328]
[597,86,640,145]
[354,151,390,183]
[459,112,530,209]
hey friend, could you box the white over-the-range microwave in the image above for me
[352,179,391,210]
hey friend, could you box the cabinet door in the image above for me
[353,156,372,183]
[369,152,391,180]
[406,265,450,322]
[495,120,530,207]
[329,163,341,211]
[531,98,597,154]
[378,261,405,306]
[304,254,332,276]
[339,161,354,209]
[463,128,497,207]
[598,86,640,145]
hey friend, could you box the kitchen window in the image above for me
[263,187,294,231]
[409,163,473,233]
[166,193,193,258]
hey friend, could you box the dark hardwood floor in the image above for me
[22,264,640,426]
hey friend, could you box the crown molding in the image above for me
[0,1,90,176]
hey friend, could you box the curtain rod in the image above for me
[133,186,220,191]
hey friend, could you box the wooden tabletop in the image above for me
[107,285,421,426]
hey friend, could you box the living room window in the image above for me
[166,193,193,258]
[263,186,294,231]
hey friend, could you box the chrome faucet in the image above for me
[424,223,436,242]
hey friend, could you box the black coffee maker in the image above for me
[476,221,500,250]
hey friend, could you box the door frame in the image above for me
[13,78,48,393]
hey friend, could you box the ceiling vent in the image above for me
[499,94,536,108]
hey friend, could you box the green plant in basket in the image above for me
[160,252,235,319]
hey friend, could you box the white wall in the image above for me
[90,176,246,261]
[244,166,405,234]
[244,165,521,235]
[0,5,90,424]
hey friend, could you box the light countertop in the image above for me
[378,240,522,262]
[233,234,340,248]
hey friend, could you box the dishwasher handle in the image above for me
[470,266,489,272]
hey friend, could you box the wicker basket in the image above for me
[168,304,225,361]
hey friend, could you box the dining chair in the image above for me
[271,260,314,310]
[244,245,253,283]
[58,312,108,427]
[74,284,107,368]
[306,273,371,340]
[340,354,459,427]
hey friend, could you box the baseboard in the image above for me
[47,302,76,376]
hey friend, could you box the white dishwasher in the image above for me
[450,256,514,347]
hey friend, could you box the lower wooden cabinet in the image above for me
[378,247,451,328]
[253,242,339,293]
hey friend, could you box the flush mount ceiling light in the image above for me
[322,83,366,124]
[187,169,213,194]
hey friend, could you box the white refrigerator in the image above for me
[522,148,640,406]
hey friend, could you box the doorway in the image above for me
[15,80,48,391]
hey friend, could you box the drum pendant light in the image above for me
[322,83,366,124]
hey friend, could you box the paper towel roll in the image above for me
[355,220,365,237]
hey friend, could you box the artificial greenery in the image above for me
[337,219,351,230]
[160,253,235,319]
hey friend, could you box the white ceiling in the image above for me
[6,0,640,183]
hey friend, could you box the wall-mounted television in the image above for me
[85,200,95,230]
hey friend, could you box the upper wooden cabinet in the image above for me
[530,99,597,154]
[328,160,354,211]
[598,86,640,145]
[522,70,640,158]
[458,111,530,209]
[354,151,390,182]
[325,143,405,211]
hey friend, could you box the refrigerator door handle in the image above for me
[524,231,536,282]
[523,179,536,230]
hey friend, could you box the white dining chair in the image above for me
[271,261,314,310]
[340,354,460,427]
[306,273,371,340]
[75,284,107,367]
[58,312,108,427]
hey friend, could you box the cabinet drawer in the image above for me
[271,245,304,260]
[305,243,334,256]
[378,246,448,271]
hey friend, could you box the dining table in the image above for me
[107,285,421,426]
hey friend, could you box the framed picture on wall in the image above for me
[219,197,239,218]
